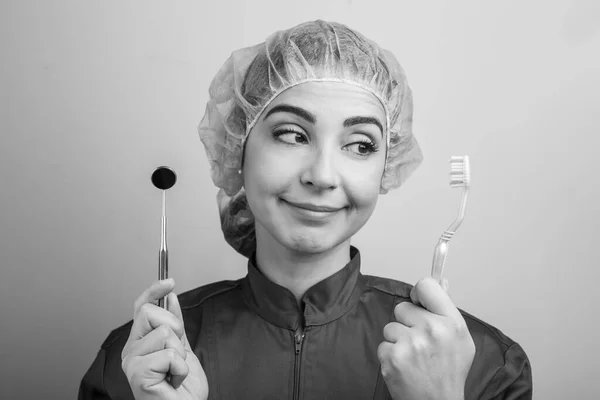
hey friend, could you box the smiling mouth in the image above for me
[281,199,344,213]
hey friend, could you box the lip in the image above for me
[283,200,343,213]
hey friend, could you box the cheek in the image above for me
[348,183,380,211]
[244,136,298,193]
[344,154,385,210]
[343,164,384,210]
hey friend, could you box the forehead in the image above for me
[265,82,386,122]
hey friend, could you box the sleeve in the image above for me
[482,343,533,400]
[78,347,112,400]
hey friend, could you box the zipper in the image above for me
[293,327,305,400]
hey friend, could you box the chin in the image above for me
[280,230,348,255]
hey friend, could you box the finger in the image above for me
[130,302,184,341]
[382,321,409,343]
[128,324,186,360]
[410,277,460,318]
[377,341,393,363]
[167,292,192,350]
[409,283,422,307]
[393,301,431,327]
[167,291,184,323]
[128,349,189,388]
[169,371,186,390]
[154,349,189,386]
[133,279,175,317]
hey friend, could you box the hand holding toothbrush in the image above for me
[377,277,475,400]
[120,279,209,400]
[377,155,474,399]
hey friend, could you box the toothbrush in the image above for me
[431,156,471,285]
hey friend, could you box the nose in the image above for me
[300,148,340,191]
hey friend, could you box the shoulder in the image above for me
[99,278,244,351]
[361,274,531,395]
[178,278,244,310]
[459,308,532,396]
[83,279,245,396]
[459,307,519,352]
[461,307,532,397]
[361,273,413,299]
[361,274,522,347]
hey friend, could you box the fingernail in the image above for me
[161,278,174,285]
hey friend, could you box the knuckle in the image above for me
[465,337,476,354]
[452,321,466,335]
[120,355,127,372]
[413,278,426,292]
[130,366,145,385]
[409,335,428,353]
[468,339,476,356]
[133,292,150,315]
[376,342,387,362]
[416,277,436,292]
[139,302,153,316]
[133,294,146,310]
[382,322,393,338]
[180,360,190,375]
[394,302,408,313]
[390,345,405,369]
[172,320,184,338]
[165,348,178,361]
[121,355,133,377]
[424,320,444,340]
[380,363,392,379]
[393,302,409,320]
[120,344,129,362]
[450,318,468,337]
[158,324,171,339]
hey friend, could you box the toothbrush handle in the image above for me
[431,239,449,284]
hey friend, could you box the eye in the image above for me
[345,139,379,157]
[272,128,308,145]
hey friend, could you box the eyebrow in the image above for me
[263,104,316,124]
[343,116,383,137]
[263,103,384,137]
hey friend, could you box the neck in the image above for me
[254,227,352,304]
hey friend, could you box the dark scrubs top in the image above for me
[79,247,532,399]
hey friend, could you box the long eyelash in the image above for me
[355,139,380,153]
[272,128,304,137]
[271,128,308,146]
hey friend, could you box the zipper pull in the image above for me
[294,332,305,354]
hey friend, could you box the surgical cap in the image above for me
[198,20,423,258]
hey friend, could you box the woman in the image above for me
[79,20,532,400]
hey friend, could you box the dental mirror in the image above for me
[152,166,177,190]
[151,166,177,309]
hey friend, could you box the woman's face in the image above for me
[243,82,387,255]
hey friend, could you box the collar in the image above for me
[241,246,365,330]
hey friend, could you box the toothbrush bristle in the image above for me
[449,155,470,187]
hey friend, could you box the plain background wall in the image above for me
[1,0,598,398]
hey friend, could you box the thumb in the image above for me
[442,278,450,295]
[167,291,192,350]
